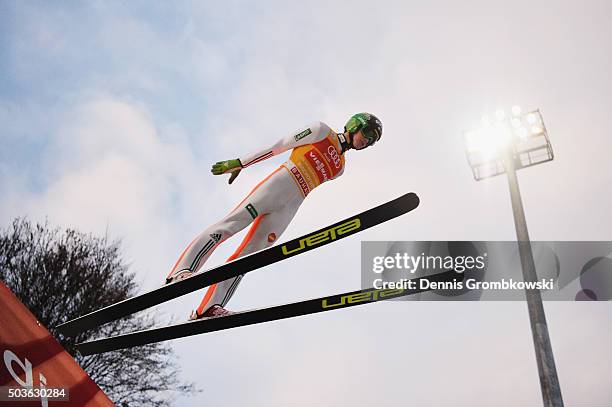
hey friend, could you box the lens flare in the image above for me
[531,125,543,135]
[526,113,537,125]
[516,127,529,138]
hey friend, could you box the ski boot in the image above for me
[189,305,233,320]
[165,269,195,285]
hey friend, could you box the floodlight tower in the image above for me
[464,107,563,407]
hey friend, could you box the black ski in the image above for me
[77,269,460,355]
[58,192,419,337]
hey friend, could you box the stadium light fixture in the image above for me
[463,107,563,407]
[464,108,553,181]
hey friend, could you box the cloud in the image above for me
[2,94,228,290]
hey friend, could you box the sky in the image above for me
[1,1,611,406]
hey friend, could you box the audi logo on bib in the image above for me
[327,145,341,169]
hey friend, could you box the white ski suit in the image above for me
[166,121,347,316]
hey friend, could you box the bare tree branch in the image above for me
[0,218,200,406]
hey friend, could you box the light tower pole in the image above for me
[464,107,563,407]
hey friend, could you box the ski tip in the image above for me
[409,192,420,207]
[399,192,420,209]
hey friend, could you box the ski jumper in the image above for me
[166,121,346,316]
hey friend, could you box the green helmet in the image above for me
[344,112,383,148]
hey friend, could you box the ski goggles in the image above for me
[361,126,381,146]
